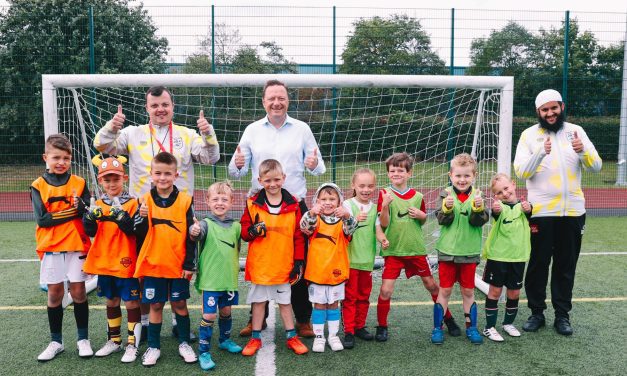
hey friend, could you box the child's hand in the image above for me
[309,204,321,216]
[474,190,484,208]
[381,190,393,208]
[182,270,193,281]
[334,206,350,220]
[356,206,368,222]
[444,190,454,209]
[86,196,103,221]
[138,198,148,218]
[72,189,80,209]
[190,217,201,237]
[248,221,266,238]
[380,237,390,249]
[521,196,532,213]
[491,199,502,214]
[408,206,426,221]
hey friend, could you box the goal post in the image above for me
[42,73,514,296]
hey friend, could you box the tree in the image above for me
[341,14,446,75]
[0,0,168,161]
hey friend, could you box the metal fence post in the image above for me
[331,6,337,182]
[616,13,627,186]
[89,6,95,74]
[563,10,570,110]
[446,8,456,161]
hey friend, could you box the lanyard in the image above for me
[149,121,173,154]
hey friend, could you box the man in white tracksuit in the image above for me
[513,89,602,336]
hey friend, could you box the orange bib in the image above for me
[305,220,350,285]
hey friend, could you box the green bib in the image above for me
[483,202,531,262]
[195,219,241,292]
[347,200,377,271]
[382,188,426,257]
[436,187,483,256]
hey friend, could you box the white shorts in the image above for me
[246,283,292,305]
[308,282,345,304]
[39,252,89,285]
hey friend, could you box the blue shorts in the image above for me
[142,277,190,304]
[202,291,239,314]
[97,275,140,301]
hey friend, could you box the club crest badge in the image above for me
[145,288,155,300]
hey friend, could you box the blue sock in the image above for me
[252,330,261,339]
[148,322,162,349]
[286,329,296,339]
[218,315,232,343]
[199,319,213,353]
[327,308,340,321]
[312,308,326,325]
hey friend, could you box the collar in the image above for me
[205,212,235,225]
[102,191,132,205]
[43,170,71,186]
[252,188,297,207]
[263,114,292,129]
[150,185,179,206]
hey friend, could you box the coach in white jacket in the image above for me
[513,89,602,336]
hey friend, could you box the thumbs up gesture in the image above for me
[381,190,394,209]
[544,136,552,155]
[520,195,532,214]
[234,145,245,169]
[571,130,583,153]
[491,198,502,214]
[190,217,201,237]
[72,189,80,209]
[444,190,454,209]
[196,110,214,135]
[473,190,484,209]
[138,198,148,218]
[304,148,319,170]
[110,104,125,132]
[357,206,368,222]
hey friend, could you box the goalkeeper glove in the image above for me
[248,221,266,239]
[289,260,304,285]
[109,196,126,222]
[86,197,103,221]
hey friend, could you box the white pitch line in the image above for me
[255,300,277,376]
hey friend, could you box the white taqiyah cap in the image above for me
[535,89,562,109]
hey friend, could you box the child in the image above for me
[481,173,532,341]
[82,155,141,363]
[301,182,358,352]
[376,152,460,342]
[341,168,387,349]
[431,153,489,345]
[134,152,197,367]
[240,159,309,357]
[31,133,93,361]
[189,181,243,371]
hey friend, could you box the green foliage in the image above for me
[340,14,447,75]
[0,0,168,162]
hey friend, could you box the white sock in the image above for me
[313,323,325,338]
[328,320,340,338]
[141,314,149,327]
[171,311,177,326]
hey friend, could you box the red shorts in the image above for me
[381,256,432,280]
[438,261,477,289]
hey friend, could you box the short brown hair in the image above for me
[146,86,174,102]
[258,159,283,177]
[385,152,413,172]
[490,172,513,191]
[207,181,234,199]
[152,151,178,167]
[262,79,288,99]
[450,153,477,173]
[45,133,72,155]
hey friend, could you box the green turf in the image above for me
[1,218,626,375]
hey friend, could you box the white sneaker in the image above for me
[141,347,161,367]
[37,341,64,361]
[327,336,344,351]
[95,340,121,357]
[482,327,504,342]
[312,336,326,353]
[121,344,138,363]
[178,342,197,363]
[77,339,94,357]
[502,324,522,337]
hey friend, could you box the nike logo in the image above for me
[220,239,235,248]
[152,217,182,232]
[48,196,71,205]
[459,210,469,216]
[397,211,409,218]
[276,290,287,293]
[314,232,337,245]
[503,218,516,224]
[356,224,368,230]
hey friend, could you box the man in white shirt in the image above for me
[229,80,326,338]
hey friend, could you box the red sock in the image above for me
[377,296,390,327]
[431,294,453,320]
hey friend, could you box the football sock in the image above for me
[503,298,519,325]
[464,313,471,329]
[74,300,89,340]
[48,304,63,343]
[431,294,453,320]
[171,311,177,326]
[175,313,191,343]
[285,329,297,339]
[218,314,232,343]
[126,307,141,345]
[377,296,390,327]
[252,330,261,339]
[312,308,327,338]
[485,298,499,329]
[148,322,162,349]
[106,305,122,343]
[327,308,341,337]
[199,318,214,353]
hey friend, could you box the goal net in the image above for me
[42,73,514,294]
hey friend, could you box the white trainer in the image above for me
[121,344,138,363]
[95,340,122,357]
[502,324,522,337]
[327,336,344,351]
[37,341,64,361]
[141,347,161,367]
[482,327,504,342]
[312,336,326,353]
[77,339,94,357]
[178,342,197,363]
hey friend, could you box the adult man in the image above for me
[513,89,602,336]
[94,85,220,343]
[229,79,326,338]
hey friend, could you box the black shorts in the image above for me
[482,260,525,290]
